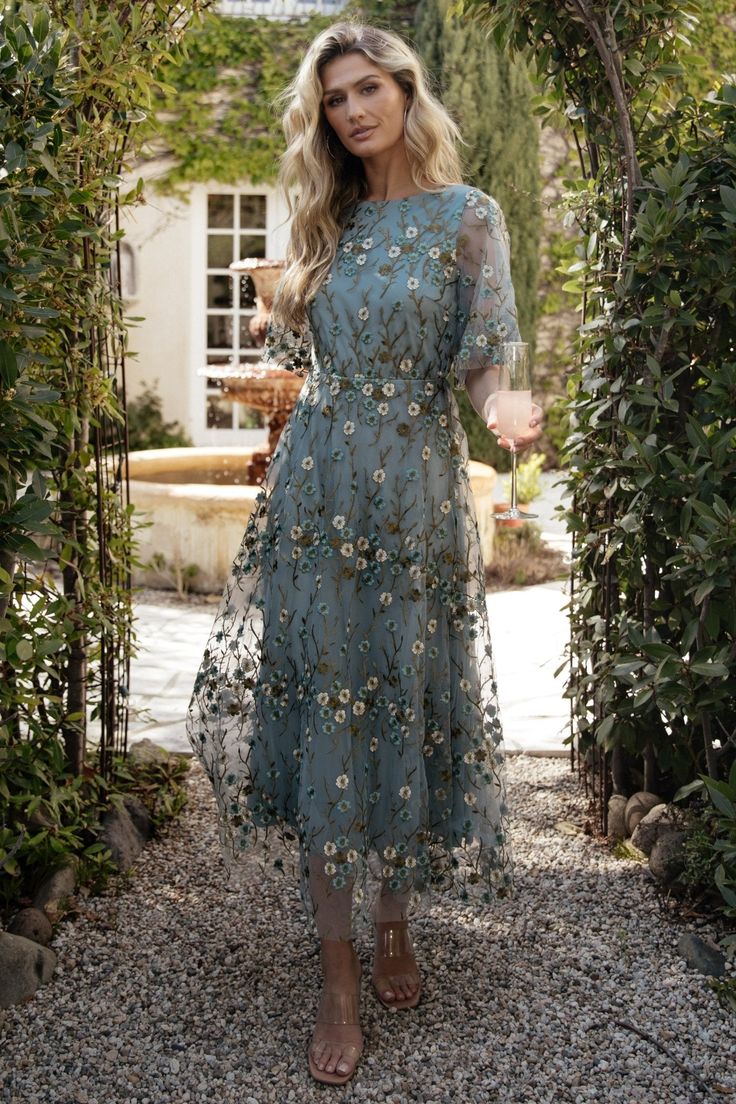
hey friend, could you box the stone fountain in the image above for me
[198,258,305,483]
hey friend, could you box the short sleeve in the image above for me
[260,316,314,377]
[450,190,521,389]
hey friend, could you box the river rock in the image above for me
[122,795,154,841]
[624,791,663,834]
[0,931,57,1008]
[6,909,53,946]
[648,830,687,884]
[630,804,684,856]
[607,794,628,840]
[677,932,726,977]
[99,802,147,872]
[32,861,78,913]
[127,737,172,765]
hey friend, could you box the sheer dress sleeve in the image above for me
[261,315,314,377]
[450,190,521,422]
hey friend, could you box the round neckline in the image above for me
[354,187,449,206]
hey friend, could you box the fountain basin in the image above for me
[129,446,497,594]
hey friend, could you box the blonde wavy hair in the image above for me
[270,21,466,332]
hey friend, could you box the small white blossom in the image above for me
[383,845,397,860]
[427,619,437,634]
[343,420,355,436]
[339,688,351,702]
[290,525,303,539]
[347,849,359,862]
[332,514,345,530]
[358,307,370,321]
[324,840,337,855]
[407,276,419,290]
[301,455,314,470]
[356,556,367,570]
[422,446,431,460]
[335,709,346,723]
[353,701,366,715]
[460,678,471,692]
[408,402,420,416]
[406,226,418,238]
[369,736,379,751]
[362,237,374,249]
[340,542,354,557]
[380,592,392,606]
[378,402,389,415]
[325,862,337,875]
[375,549,388,562]
[367,676,378,690]
[399,785,411,799]
[372,468,386,484]
[399,358,413,373]
[464,792,477,807]
[292,546,302,559]
[336,774,349,790]
[411,640,424,655]
[439,499,451,514]
[382,382,395,396]
[388,245,401,258]
[362,381,373,394]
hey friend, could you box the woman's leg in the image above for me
[307,854,363,1078]
[371,880,421,1005]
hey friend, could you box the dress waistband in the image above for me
[308,367,450,386]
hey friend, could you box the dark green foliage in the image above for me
[127,384,193,451]
[452,1,735,831]
[0,1,209,913]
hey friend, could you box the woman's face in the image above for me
[320,52,409,158]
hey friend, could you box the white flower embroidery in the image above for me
[342,241,354,252]
[324,840,337,855]
[356,254,366,266]
[382,382,395,396]
[301,456,314,470]
[429,246,440,258]
[279,608,288,623]
[357,536,369,550]
[406,226,418,238]
[388,245,401,258]
[332,515,345,529]
[378,402,389,415]
[427,619,437,634]
[440,499,451,514]
[358,307,370,321]
[292,547,302,559]
[422,446,431,460]
[347,849,359,862]
[325,862,337,875]
[335,709,346,723]
[317,692,329,705]
[340,542,354,557]
[367,676,378,690]
[399,785,411,799]
[375,549,388,562]
[372,468,386,483]
[460,678,471,692]
[290,525,303,539]
[353,701,366,715]
[383,845,397,859]
[464,792,478,806]
[339,688,351,702]
[336,774,349,790]
[369,737,379,751]
[407,277,419,290]
[343,420,355,435]
[408,402,420,416]
[356,556,367,570]
[380,592,392,606]
[411,640,424,654]
[362,381,373,394]
[399,358,413,373]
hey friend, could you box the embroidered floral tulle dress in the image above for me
[185,183,521,934]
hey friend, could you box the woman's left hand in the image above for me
[486,401,544,453]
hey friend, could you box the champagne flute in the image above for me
[490,342,538,521]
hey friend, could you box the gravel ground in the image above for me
[3,755,735,1104]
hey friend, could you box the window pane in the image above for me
[207,273,233,309]
[207,314,233,348]
[238,404,262,429]
[239,234,266,261]
[208,234,234,269]
[206,356,235,370]
[206,394,234,429]
[239,274,256,309]
[208,194,233,229]
[240,195,266,229]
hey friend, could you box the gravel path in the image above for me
[3,755,734,1104]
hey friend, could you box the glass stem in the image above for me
[510,443,519,510]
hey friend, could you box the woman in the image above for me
[186,20,542,1087]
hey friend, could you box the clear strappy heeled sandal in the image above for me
[308,958,364,1085]
[371,920,422,1010]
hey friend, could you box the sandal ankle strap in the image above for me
[374,920,414,959]
[317,988,361,1025]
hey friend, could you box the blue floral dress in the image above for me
[186,183,520,934]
